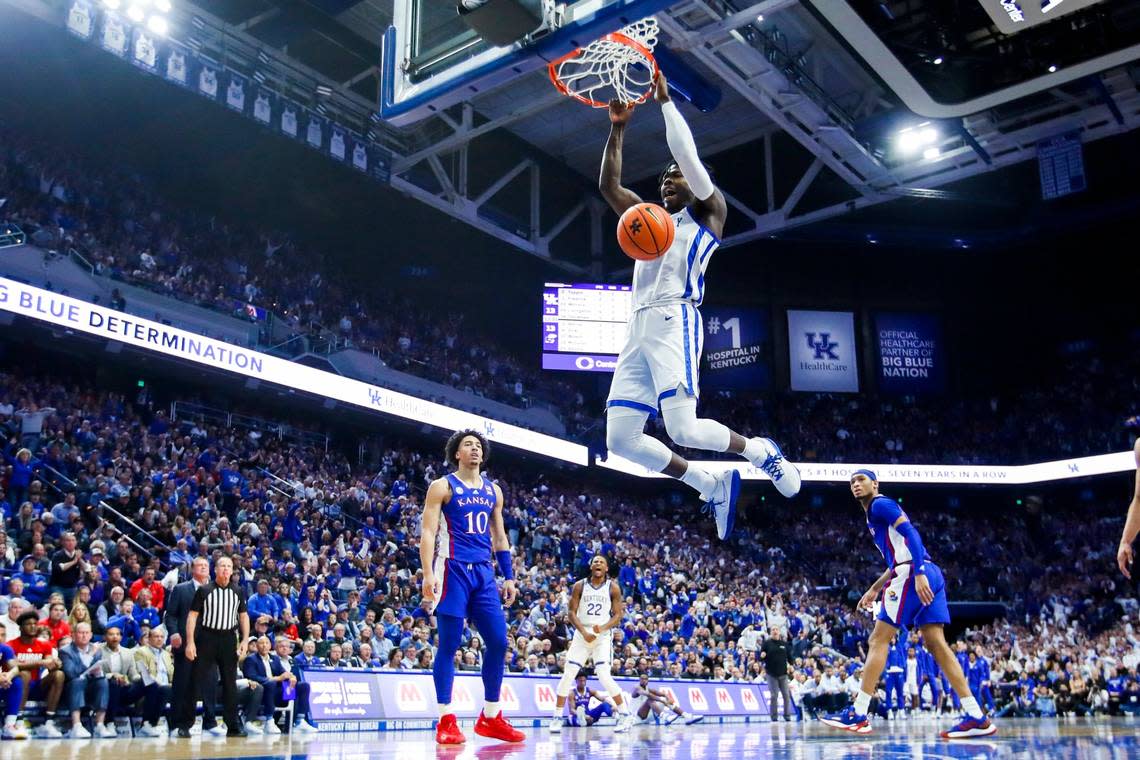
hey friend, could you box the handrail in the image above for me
[36,461,171,568]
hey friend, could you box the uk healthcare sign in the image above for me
[787,309,859,392]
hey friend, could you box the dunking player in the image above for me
[820,470,996,738]
[599,73,800,540]
[549,555,633,732]
[420,430,524,745]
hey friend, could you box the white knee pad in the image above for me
[605,407,672,471]
[556,663,581,698]
[661,396,731,452]
[595,663,622,698]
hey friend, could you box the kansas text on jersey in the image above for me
[438,473,495,563]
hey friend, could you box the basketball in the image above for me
[617,202,675,261]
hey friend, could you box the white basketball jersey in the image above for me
[631,206,720,310]
[577,580,613,627]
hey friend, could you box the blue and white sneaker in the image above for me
[702,469,740,540]
[940,715,996,739]
[751,438,801,498]
[819,706,871,734]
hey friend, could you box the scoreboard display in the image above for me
[541,283,631,372]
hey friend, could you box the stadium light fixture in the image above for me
[102,0,121,8]
[155,0,171,11]
[147,15,169,35]
[1048,64,1058,73]
[933,56,943,65]
[895,121,939,156]
[923,147,940,160]
[127,4,145,22]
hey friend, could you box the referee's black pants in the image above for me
[194,629,241,730]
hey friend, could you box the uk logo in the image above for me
[805,332,839,360]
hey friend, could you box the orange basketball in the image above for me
[617,202,675,261]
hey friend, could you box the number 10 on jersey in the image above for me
[465,511,489,534]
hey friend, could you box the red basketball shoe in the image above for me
[474,711,525,743]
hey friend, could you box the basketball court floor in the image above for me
[1,719,1136,760]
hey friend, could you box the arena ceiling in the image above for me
[14,0,1140,274]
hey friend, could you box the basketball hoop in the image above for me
[548,18,660,108]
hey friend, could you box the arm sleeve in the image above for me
[894,520,929,575]
[660,100,716,201]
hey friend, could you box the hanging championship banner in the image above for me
[253,88,273,125]
[101,15,128,57]
[306,113,325,149]
[330,126,347,162]
[351,139,369,173]
[700,307,770,390]
[66,0,94,39]
[132,29,158,72]
[198,64,219,100]
[281,103,299,139]
[165,46,189,86]
[226,73,246,113]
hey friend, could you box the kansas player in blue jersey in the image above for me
[420,430,524,746]
[820,470,996,739]
[600,74,800,542]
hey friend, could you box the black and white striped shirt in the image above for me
[190,580,247,632]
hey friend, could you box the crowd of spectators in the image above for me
[4,125,1138,463]
[0,365,1134,737]
[0,124,589,427]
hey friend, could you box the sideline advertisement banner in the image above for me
[304,670,769,723]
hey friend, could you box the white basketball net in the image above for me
[550,18,660,107]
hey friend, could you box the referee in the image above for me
[185,555,250,737]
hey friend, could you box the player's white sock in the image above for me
[742,437,769,463]
[617,700,630,716]
[680,465,716,500]
[552,704,564,720]
[483,701,501,718]
[960,696,984,719]
[439,704,454,718]
[854,691,872,716]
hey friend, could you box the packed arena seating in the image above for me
[0,365,1136,736]
[3,127,1138,465]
